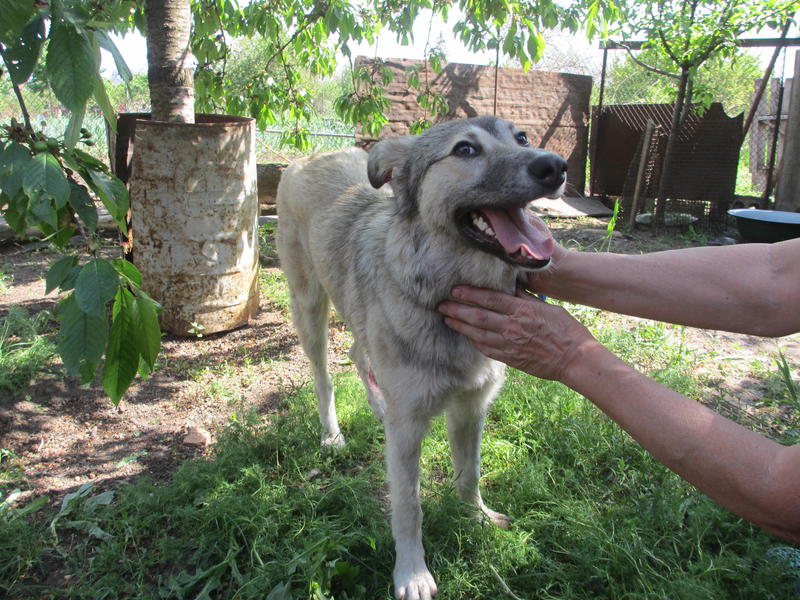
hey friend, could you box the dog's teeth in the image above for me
[470,212,496,238]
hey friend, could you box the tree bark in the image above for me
[145,0,195,123]
[654,66,690,224]
[774,50,800,212]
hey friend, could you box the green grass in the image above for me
[0,263,12,294]
[2,313,798,598]
[0,307,58,394]
[260,270,291,315]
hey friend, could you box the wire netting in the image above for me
[1,86,355,168]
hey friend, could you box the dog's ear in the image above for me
[367,136,416,188]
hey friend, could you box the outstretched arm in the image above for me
[530,238,800,337]
[438,287,800,543]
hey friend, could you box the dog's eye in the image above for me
[453,141,478,157]
[515,132,530,147]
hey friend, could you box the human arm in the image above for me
[530,237,800,337]
[438,287,800,542]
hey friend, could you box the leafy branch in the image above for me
[0,0,161,404]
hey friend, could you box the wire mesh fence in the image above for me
[747,77,791,201]
[254,123,355,163]
[592,103,743,232]
[2,89,356,168]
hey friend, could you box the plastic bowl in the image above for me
[727,208,800,243]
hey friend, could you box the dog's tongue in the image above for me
[482,207,553,260]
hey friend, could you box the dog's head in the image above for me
[367,116,565,271]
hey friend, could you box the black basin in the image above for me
[728,209,800,243]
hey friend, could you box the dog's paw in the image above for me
[480,505,511,529]
[320,432,346,448]
[394,567,437,600]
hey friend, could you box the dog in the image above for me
[276,116,566,600]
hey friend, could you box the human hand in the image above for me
[437,285,598,382]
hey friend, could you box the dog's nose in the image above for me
[528,153,567,190]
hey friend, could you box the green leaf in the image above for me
[74,259,119,315]
[57,294,108,383]
[30,193,57,228]
[129,290,161,371]
[85,169,128,232]
[95,30,132,83]
[46,255,79,294]
[2,16,46,84]
[60,265,81,292]
[93,76,116,132]
[15,495,48,518]
[586,1,599,40]
[2,190,30,234]
[64,102,87,148]
[266,582,293,600]
[102,288,140,404]
[46,21,99,112]
[111,258,142,287]
[68,180,98,232]
[22,152,70,209]
[0,0,36,45]
[0,142,32,199]
[50,224,76,249]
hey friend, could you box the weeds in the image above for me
[259,220,279,264]
[0,263,12,294]
[598,199,620,252]
[0,449,25,488]
[0,307,57,393]
[1,248,798,597]
[260,270,291,314]
[776,348,798,406]
[2,343,797,597]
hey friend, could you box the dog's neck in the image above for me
[384,217,519,310]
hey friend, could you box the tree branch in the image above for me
[0,44,33,131]
[618,42,679,79]
[262,6,325,74]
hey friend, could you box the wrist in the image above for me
[528,246,575,296]
[558,338,626,393]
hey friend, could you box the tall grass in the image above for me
[2,308,797,598]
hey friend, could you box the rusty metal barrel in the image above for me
[129,114,259,336]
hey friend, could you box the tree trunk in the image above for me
[774,50,800,212]
[654,66,690,224]
[145,0,195,123]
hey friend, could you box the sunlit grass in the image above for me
[2,311,798,598]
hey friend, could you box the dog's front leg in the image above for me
[446,386,510,528]
[385,415,438,600]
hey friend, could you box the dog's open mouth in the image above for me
[458,206,553,269]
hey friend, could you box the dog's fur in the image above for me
[276,116,566,600]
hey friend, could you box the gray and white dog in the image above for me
[276,116,566,600]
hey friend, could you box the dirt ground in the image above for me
[1,217,798,510]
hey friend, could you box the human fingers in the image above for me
[437,299,511,334]
[449,285,529,315]
[440,313,509,350]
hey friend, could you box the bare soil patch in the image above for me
[1,217,798,510]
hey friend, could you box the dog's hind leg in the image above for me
[293,282,345,447]
[280,244,345,448]
[446,383,510,528]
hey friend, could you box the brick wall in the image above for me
[356,57,593,195]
